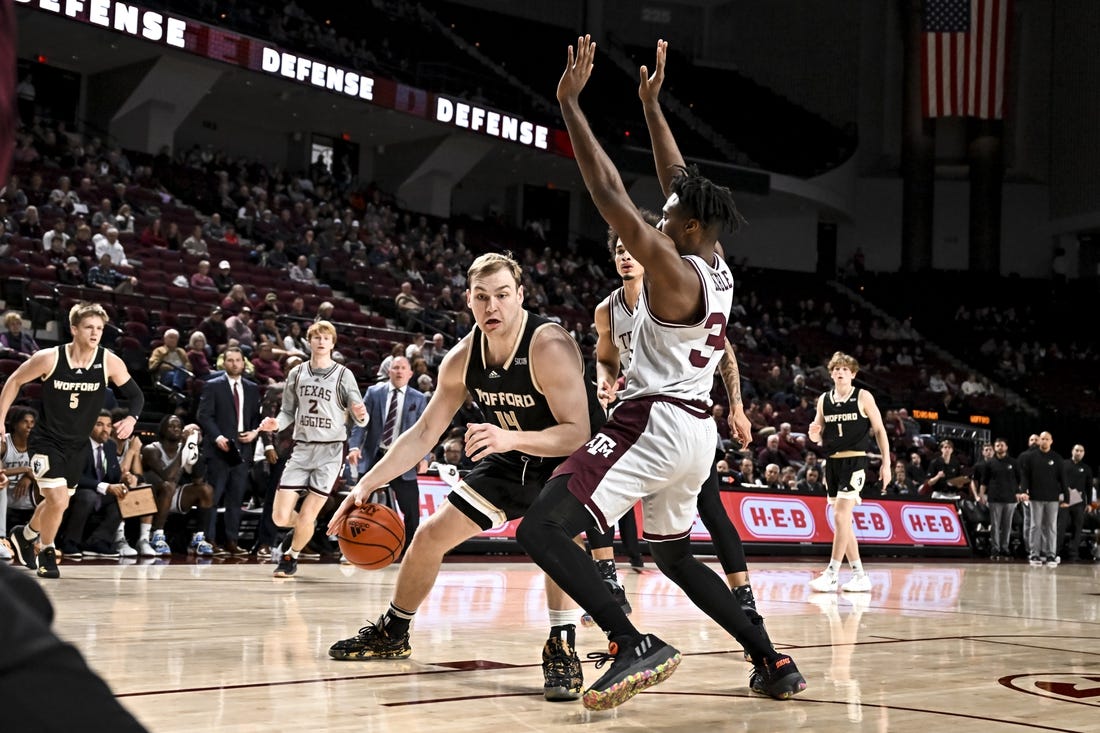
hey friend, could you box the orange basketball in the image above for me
[337,503,405,570]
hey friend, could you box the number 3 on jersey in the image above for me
[688,313,728,367]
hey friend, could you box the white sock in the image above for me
[548,609,576,627]
[850,560,864,575]
[23,524,38,541]
[826,559,841,574]
[115,523,127,541]
[140,524,152,541]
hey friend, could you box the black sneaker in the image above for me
[760,654,806,700]
[582,634,681,711]
[273,554,298,577]
[542,635,583,701]
[328,616,412,660]
[749,665,768,695]
[36,547,60,579]
[9,525,38,570]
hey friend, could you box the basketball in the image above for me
[337,503,405,570]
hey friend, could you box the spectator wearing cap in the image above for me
[182,224,209,257]
[190,260,218,292]
[225,306,255,355]
[198,307,228,352]
[213,260,235,293]
[58,255,85,286]
[255,310,280,345]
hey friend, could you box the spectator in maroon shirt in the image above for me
[250,341,285,386]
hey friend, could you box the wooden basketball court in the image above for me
[34,556,1100,732]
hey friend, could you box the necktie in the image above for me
[382,388,399,446]
[96,444,105,481]
[232,381,241,420]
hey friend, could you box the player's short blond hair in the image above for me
[827,351,859,374]
[69,301,109,328]
[308,319,338,344]
[467,252,522,288]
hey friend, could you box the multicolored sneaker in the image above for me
[329,617,412,660]
[189,532,213,557]
[582,634,681,711]
[542,635,583,701]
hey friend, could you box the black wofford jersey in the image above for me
[821,387,871,453]
[465,312,559,470]
[37,345,108,446]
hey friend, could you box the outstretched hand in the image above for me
[557,34,596,105]
[638,38,667,105]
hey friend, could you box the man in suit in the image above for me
[348,356,427,556]
[57,410,135,558]
[197,346,261,555]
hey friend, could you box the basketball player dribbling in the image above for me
[326,252,599,702]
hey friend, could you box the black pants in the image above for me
[206,458,250,543]
[60,490,121,546]
[389,475,421,556]
[1058,503,1086,560]
[0,565,149,732]
[695,464,748,575]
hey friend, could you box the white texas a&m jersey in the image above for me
[618,253,734,404]
[607,285,638,373]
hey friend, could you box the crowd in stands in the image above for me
[2,95,1098,561]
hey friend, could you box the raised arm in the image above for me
[638,39,685,198]
[0,349,54,444]
[557,35,701,321]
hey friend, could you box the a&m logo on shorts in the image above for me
[585,434,617,458]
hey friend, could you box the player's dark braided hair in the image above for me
[669,164,747,232]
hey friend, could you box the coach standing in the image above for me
[1018,431,1065,567]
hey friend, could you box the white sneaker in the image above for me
[0,538,13,561]
[113,539,138,557]
[809,570,839,592]
[841,572,872,592]
[137,538,157,557]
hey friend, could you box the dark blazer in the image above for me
[349,382,427,481]
[77,438,122,492]
[197,374,261,464]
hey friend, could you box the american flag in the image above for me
[921,0,1011,119]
